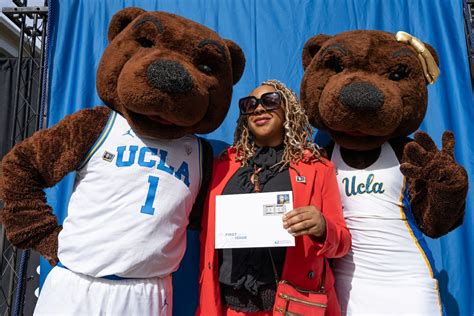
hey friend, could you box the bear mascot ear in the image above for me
[224,39,246,84]
[108,7,146,42]
[302,34,332,70]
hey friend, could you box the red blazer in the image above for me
[197,148,351,316]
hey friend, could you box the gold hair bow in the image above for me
[395,31,440,84]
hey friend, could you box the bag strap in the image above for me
[268,248,280,284]
[268,248,327,291]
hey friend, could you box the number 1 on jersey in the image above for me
[141,175,159,215]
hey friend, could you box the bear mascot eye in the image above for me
[325,55,344,73]
[137,37,154,48]
[389,64,410,81]
[198,64,213,74]
[195,46,222,75]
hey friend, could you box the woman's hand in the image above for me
[282,206,326,238]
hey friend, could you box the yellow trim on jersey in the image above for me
[398,178,443,314]
[78,111,117,170]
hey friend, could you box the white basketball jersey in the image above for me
[331,143,442,315]
[58,111,203,278]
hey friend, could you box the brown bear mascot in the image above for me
[300,30,468,315]
[0,7,245,315]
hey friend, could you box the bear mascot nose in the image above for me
[339,82,384,110]
[146,59,193,93]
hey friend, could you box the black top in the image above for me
[218,145,291,312]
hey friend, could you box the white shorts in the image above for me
[34,267,172,316]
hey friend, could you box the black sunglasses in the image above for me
[238,92,281,115]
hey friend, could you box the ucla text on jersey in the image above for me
[116,146,191,187]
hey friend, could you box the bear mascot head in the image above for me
[300,30,439,151]
[97,7,245,139]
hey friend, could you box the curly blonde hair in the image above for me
[233,79,320,169]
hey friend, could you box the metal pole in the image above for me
[13,249,30,316]
[36,13,48,131]
[22,13,38,140]
[10,14,26,148]
[6,248,18,316]
[0,226,5,274]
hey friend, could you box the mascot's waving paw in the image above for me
[401,131,468,236]
[401,131,468,187]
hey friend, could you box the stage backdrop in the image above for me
[43,0,473,315]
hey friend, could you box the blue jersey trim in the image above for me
[77,110,117,170]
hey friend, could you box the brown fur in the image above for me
[0,107,110,264]
[300,30,468,238]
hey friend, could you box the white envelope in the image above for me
[215,191,295,249]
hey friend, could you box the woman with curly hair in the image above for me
[197,80,351,316]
